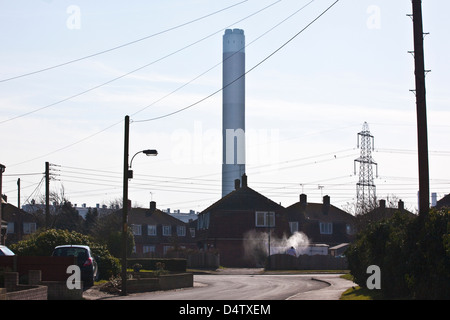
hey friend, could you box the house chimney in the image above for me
[322,195,330,215]
[379,199,386,209]
[398,200,404,211]
[234,179,240,190]
[241,174,247,187]
[300,194,307,205]
[150,201,156,212]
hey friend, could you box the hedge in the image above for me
[127,258,187,273]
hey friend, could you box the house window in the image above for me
[7,222,14,234]
[143,245,155,254]
[163,246,173,255]
[197,212,210,230]
[148,225,157,236]
[131,224,142,236]
[255,211,275,227]
[289,221,298,234]
[162,225,172,236]
[320,222,333,234]
[189,228,195,238]
[177,225,186,237]
[23,222,36,234]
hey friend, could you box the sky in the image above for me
[1,0,449,215]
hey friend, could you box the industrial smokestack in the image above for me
[222,28,246,197]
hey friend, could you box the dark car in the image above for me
[0,245,15,256]
[52,245,98,287]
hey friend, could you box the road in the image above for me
[107,269,355,300]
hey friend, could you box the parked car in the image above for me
[0,245,15,256]
[52,245,98,287]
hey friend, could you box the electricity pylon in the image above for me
[354,122,378,215]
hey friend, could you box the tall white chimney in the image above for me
[222,28,246,197]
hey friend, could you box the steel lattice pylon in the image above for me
[354,122,378,215]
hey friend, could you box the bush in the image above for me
[127,258,187,273]
[347,209,449,299]
[10,229,120,281]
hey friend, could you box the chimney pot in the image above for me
[234,179,241,190]
[241,174,248,187]
[150,201,156,212]
[379,199,386,209]
[322,195,330,214]
[398,200,404,211]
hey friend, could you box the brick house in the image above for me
[128,201,197,257]
[196,174,291,267]
[284,194,356,247]
[2,202,39,245]
[435,193,450,209]
[357,199,416,229]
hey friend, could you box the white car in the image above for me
[0,245,15,256]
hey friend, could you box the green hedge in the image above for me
[347,209,449,299]
[127,258,187,272]
[10,229,120,281]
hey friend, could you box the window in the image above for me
[177,225,186,237]
[255,211,275,227]
[197,212,210,230]
[189,228,196,238]
[143,245,155,254]
[23,222,36,234]
[148,225,157,236]
[7,222,14,234]
[289,221,298,234]
[319,222,333,234]
[131,224,142,236]
[163,225,172,236]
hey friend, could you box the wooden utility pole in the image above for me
[121,115,130,296]
[411,0,430,216]
[45,161,50,228]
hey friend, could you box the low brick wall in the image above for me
[1,271,48,300]
[127,273,193,294]
[42,281,83,300]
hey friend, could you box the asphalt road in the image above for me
[108,269,355,300]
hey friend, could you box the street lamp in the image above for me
[121,115,158,296]
[0,164,5,245]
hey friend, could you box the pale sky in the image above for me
[1,0,449,214]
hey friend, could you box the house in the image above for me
[357,199,416,229]
[127,201,197,257]
[284,194,356,247]
[2,202,39,245]
[196,174,291,267]
[435,193,450,209]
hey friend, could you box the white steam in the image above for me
[243,230,310,266]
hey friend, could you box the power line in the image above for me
[133,0,340,123]
[0,0,249,83]
[0,0,281,126]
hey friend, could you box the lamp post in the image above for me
[0,164,5,245]
[121,115,157,296]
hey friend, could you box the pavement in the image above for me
[287,274,357,300]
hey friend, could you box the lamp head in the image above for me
[142,149,158,156]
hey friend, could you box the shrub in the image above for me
[347,209,449,299]
[10,229,120,281]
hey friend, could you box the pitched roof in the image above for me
[435,193,450,209]
[200,184,284,214]
[128,207,186,226]
[285,198,355,223]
